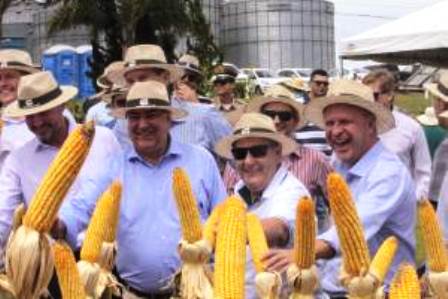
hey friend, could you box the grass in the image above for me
[395,91,430,117]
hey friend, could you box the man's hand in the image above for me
[261,249,294,273]
[50,218,67,240]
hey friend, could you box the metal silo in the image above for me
[220,0,335,71]
[201,0,222,43]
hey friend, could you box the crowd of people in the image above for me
[0,44,446,298]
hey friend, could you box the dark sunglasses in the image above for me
[312,80,329,87]
[262,110,295,122]
[231,144,272,160]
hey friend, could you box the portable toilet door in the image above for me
[76,45,95,99]
[44,45,78,87]
[41,52,57,76]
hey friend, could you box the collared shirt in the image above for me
[214,101,246,127]
[85,101,116,129]
[234,166,310,299]
[171,97,232,151]
[436,173,448,243]
[429,137,448,202]
[0,117,122,251]
[318,141,416,294]
[61,138,227,293]
[295,123,332,157]
[380,110,431,200]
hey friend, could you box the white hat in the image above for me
[425,73,448,102]
[0,49,38,75]
[417,107,438,126]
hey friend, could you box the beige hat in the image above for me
[417,107,438,126]
[247,84,306,129]
[3,71,78,118]
[425,73,448,102]
[177,54,202,77]
[305,79,395,134]
[0,49,38,74]
[101,85,128,104]
[214,112,297,160]
[97,61,126,89]
[110,44,182,85]
[124,80,187,119]
[439,110,448,119]
[279,78,309,92]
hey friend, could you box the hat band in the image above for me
[178,61,200,71]
[18,87,62,109]
[234,127,275,136]
[126,98,169,108]
[0,61,32,68]
[437,83,448,97]
[127,59,167,67]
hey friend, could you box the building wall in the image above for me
[220,0,335,71]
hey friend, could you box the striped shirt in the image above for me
[295,123,332,157]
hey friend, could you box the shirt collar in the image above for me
[34,117,77,152]
[126,135,182,165]
[334,140,385,178]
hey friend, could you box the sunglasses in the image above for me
[262,110,295,122]
[231,144,272,160]
[312,80,329,87]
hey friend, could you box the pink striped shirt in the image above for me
[223,145,333,198]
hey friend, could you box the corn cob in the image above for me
[247,213,269,273]
[203,202,224,249]
[80,181,122,264]
[327,173,370,276]
[418,200,447,272]
[294,197,316,269]
[369,236,398,283]
[172,168,203,243]
[23,121,95,232]
[389,264,420,299]
[214,196,247,299]
[53,241,87,299]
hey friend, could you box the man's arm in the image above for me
[412,126,432,200]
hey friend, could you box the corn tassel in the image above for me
[389,264,420,299]
[23,121,95,232]
[327,173,376,298]
[53,241,87,299]
[172,168,213,299]
[288,197,318,299]
[214,196,247,299]
[5,122,95,299]
[173,168,203,243]
[368,237,398,283]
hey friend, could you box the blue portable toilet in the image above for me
[42,45,78,87]
[76,45,95,99]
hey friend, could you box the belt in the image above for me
[128,286,171,299]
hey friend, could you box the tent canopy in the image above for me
[340,1,448,67]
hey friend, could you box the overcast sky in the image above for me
[329,0,446,67]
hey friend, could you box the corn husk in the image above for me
[255,271,281,299]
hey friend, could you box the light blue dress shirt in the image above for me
[318,141,416,295]
[85,101,117,129]
[61,138,227,293]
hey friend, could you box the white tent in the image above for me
[340,1,448,67]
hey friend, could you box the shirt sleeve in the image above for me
[205,150,228,211]
[437,174,448,243]
[204,108,232,149]
[412,125,431,200]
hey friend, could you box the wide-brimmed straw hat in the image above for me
[246,84,306,129]
[177,54,202,78]
[214,112,297,160]
[425,73,448,102]
[109,44,182,85]
[3,71,78,118]
[305,79,395,134]
[417,107,438,126]
[97,61,126,89]
[124,80,187,119]
[279,78,309,92]
[0,49,39,74]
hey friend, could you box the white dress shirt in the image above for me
[0,117,122,254]
[380,110,431,200]
[436,173,448,243]
[234,166,310,299]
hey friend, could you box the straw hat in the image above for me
[124,80,187,119]
[97,61,126,89]
[109,44,182,85]
[102,85,128,104]
[425,73,448,102]
[210,64,238,84]
[417,107,438,126]
[0,49,38,74]
[246,84,306,129]
[305,79,395,134]
[3,71,78,118]
[214,112,297,160]
[177,54,202,78]
[279,78,309,92]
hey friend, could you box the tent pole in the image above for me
[339,57,344,79]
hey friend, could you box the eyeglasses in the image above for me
[312,80,329,87]
[231,144,272,160]
[262,110,295,122]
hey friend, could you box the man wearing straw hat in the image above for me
[215,112,310,299]
[263,80,416,297]
[61,80,227,298]
[223,84,333,232]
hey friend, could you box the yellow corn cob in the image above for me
[214,196,247,299]
[389,264,420,299]
[294,197,316,269]
[369,236,398,283]
[80,180,122,263]
[247,213,269,273]
[418,200,447,272]
[203,202,224,249]
[327,173,370,276]
[23,121,95,232]
[53,241,87,299]
[172,168,203,243]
